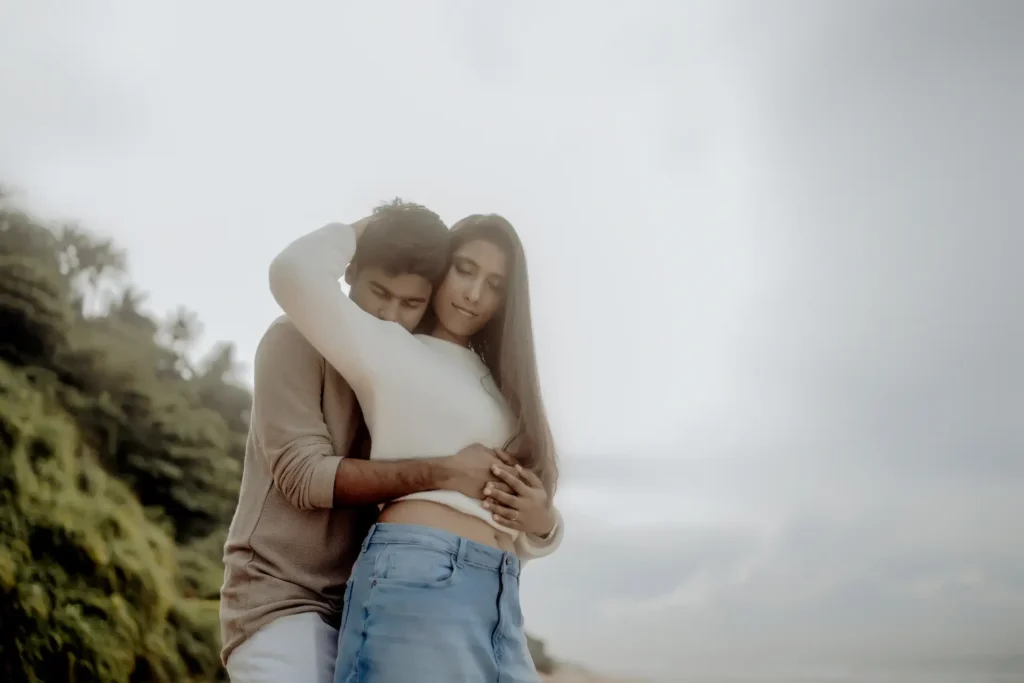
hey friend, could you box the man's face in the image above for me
[346,264,433,332]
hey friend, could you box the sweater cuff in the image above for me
[517,507,564,560]
[309,456,343,509]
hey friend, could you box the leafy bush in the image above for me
[0,361,223,682]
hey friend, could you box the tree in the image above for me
[0,194,236,681]
[0,206,72,369]
[54,222,127,316]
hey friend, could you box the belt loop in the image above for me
[361,524,377,553]
[455,536,468,567]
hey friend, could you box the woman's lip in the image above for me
[452,303,478,317]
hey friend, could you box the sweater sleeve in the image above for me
[251,317,343,510]
[268,222,408,394]
[514,506,565,562]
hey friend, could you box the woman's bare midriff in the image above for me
[378,499,515,553]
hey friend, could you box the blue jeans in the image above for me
[334,523,539,683]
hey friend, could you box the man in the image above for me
[220,201,518,682]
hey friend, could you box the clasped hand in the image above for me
[481,451,555,537]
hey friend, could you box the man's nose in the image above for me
[377,301,401,322]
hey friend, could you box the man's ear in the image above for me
[344,263,356,286]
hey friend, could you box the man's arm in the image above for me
[332,456,438,506]
[334,440,511,505]
[252,317,340,510]
[254,317,501,509]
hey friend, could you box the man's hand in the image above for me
[482,452,556,536]
[434,443,508,500]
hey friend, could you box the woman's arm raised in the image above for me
[268,220,404,393]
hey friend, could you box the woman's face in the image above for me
[432,238,508,342]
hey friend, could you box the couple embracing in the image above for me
[219,200,563,683]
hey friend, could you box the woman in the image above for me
[268,212,561,682]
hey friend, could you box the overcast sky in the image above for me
[2,1,1023,680]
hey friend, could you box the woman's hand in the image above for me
[481,452,556,536]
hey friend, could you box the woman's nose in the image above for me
[464,279,484,303]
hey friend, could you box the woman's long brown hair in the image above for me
[449,214,559,497]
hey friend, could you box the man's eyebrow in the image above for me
[371,279,427,303]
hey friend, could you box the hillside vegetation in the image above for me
[0,192,556,681]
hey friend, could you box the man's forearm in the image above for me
[332,457,444,506]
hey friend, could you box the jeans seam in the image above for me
[342,590,370,683]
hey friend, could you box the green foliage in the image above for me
[0,361,223,682]
[0,208,71,368]
[1,198,243,545]
[0,193,558,681]
[0,197,238,682]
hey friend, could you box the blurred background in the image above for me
[1,1,1022,681]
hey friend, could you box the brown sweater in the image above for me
[219,316,377,664]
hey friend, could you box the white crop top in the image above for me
[268,222,562,560]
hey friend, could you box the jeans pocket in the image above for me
[373,544,458,588]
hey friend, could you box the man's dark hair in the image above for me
[351,198,450,285]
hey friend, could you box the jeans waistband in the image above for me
[361,523,520,577]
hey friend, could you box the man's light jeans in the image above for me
[226,612,338,683]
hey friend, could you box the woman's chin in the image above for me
[439,317,482,341]
[452,324,478,339]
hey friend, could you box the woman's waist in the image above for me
[379,497,516,552]
[359,522,522,579]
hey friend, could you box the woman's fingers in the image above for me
[486,480,515,496]
[492,512,521,528]
[490,464,529,495]
[514,464,544,490]
[482,498,521,527]
[483,486,519,508]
